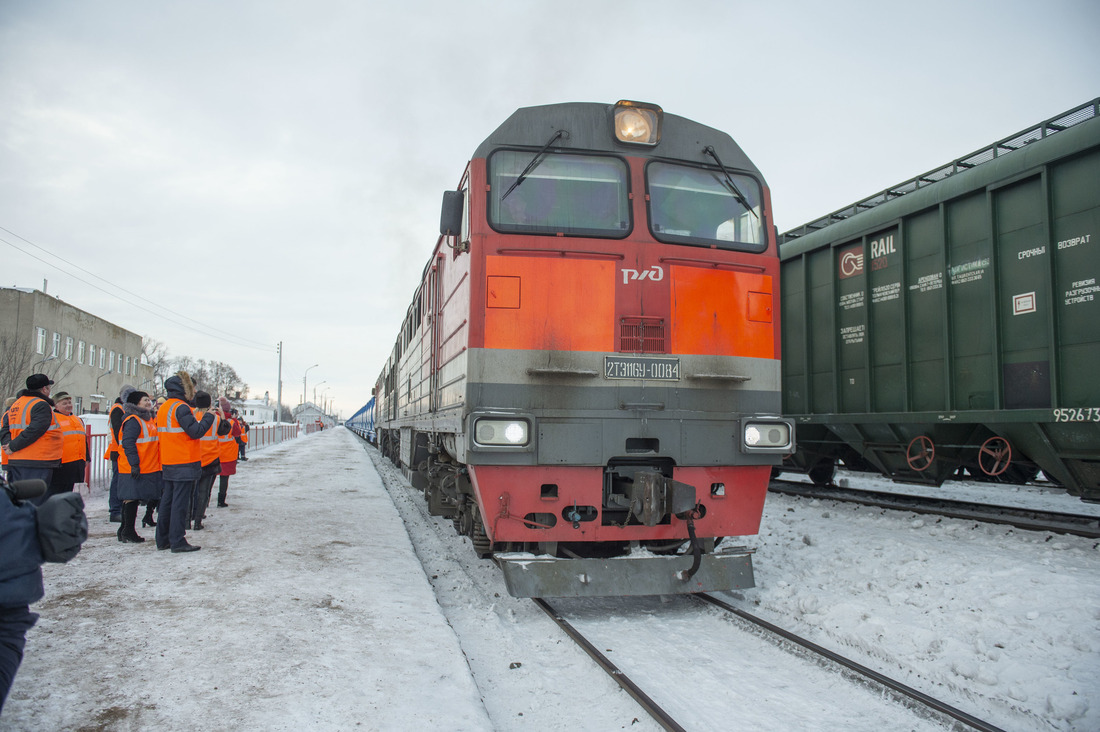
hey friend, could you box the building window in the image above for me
[131,356,137,376]
[124,355,129,375]
[109,351,115,371]
[78,341,86,364]
[75,396,83,414]
[52,332,60,357]
[35,327,46,354]
[99,348,105,370]
[89,345,96,368]
[65,337,74,360]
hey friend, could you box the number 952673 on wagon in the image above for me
[367,101,794,598]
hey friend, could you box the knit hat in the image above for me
[219,396,232,413]
[126,390,149,405]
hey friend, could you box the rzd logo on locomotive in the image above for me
[622,265,665,284]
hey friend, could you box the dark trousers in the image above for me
[47,460,84,500]
[108,456,122,516]
[6,466,54,507]
[217,475,230,506]
[192,473,217,523]
[156,479,195,549]
[0,605,38,714]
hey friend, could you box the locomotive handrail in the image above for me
[657,256,767,273]
[526,367,599,377]
[781,97,1100,243]
[495,247,624,260]
[689,372,751,382]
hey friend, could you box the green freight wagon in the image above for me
[780,99,1100,501]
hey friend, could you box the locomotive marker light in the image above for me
[741,419,794,452]
[474,417,530,446]
[613,100,662,145]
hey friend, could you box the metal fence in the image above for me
[80,422,305,491]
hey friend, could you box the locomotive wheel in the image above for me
[906,436,935,472]
[472,520,492,559]
[978,436,1012,477]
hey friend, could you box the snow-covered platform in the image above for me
[4,427,492,730]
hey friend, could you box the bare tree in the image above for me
[168,356,248,399]
[0,333,35,401]
[141,337,172,389]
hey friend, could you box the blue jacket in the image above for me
[0,490,45,608]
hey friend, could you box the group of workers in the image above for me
[1,370,252,552]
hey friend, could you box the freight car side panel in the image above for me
[1052,148,1100,407]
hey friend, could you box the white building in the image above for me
[234,391,277,424]
[292,401,335,429]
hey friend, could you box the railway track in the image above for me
[535,594,1007,732]
[769,480,1100,539]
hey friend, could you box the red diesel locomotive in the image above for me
[373,101,793,597]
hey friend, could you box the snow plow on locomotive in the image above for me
[366,101,793,598]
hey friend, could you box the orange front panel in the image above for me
[670,266,775,358]
[484,255,616,352]
[470,465,769,543]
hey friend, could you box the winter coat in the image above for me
[0,487,45,608]
[157,377,214,481]
[118,404,163,502]
[1,390,62,468]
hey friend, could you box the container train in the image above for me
[347,100,793,597]
[778,99,1100,502]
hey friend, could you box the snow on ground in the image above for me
[3,428,491,731]
[4,429,1098,731]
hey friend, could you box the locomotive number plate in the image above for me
[604,356,681,381]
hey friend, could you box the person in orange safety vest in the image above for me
[46,391,89,500]
[0,374,63,504]
[154,373,214,553]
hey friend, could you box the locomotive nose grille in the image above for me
[620,317,666,354]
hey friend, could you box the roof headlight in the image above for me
[614,100,662,146]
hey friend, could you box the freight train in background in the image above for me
[346,100,794,598]
[777,98,1100,503]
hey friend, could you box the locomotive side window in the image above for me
[488,151,630,238]
[647,161,765,251]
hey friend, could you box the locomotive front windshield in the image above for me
[647,161,765,251]
[488,151,631,237]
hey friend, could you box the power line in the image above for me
[1,228,273,352]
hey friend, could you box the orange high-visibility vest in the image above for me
[218,420,237,463]
[56,412,87,463]
[156,398,203,466]
[103,402,123,460]
[194,409,221,466]
[117,414,161,474]
[5,395,63,462]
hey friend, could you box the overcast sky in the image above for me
[2,0,1097,418]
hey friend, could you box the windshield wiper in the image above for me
[500,129,568,201]
[703,145,759,221]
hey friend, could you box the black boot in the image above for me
[120,502,145,543]
[217,477,229,507]
[142,502,157,527]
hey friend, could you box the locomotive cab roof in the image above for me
[472,101,766,184]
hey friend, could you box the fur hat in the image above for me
[195,391,212,409]
[119,383,137,405]
[126,390,149,405]
[26,373,54,390]
[176,371,196,402]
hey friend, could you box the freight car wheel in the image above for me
[906,436,935,472]
[978,436,1012,477]
[808,460,835,486]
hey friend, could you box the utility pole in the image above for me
[276,342,283,442]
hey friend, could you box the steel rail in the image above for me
[532,598,686,732]
[769,480,1100,538]
[695,593,1006,732]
